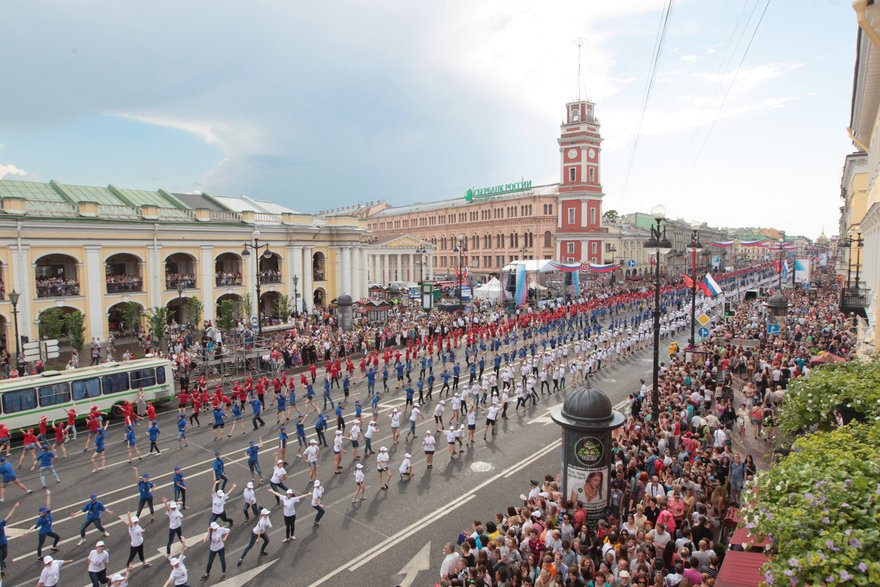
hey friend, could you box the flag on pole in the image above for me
[781,260,790,281]
[700,273,723,297]
[682,274,694,288]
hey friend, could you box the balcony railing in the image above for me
[106,276,143,293]
[166,275,196,290]
[259,270,281,284]
[36,279,80,298]
[216,274,243,287]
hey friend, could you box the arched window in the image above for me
[544,231,552,249]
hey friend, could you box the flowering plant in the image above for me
[778,358,880,436]
[740,421,880,585]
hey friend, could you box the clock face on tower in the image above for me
[588,148,596,159]
[567,149,578,159]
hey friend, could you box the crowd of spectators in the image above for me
[215,271,243,286]
[166,274,196,290]
[105,274,143,293]
[36,276,80,297]
[435,272,854,587]
[259,268,282,283]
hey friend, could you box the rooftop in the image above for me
[371,183,560,218]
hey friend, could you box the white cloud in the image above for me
[0,163,27,179]
[110,113,263,157]
[692,62,804,93]
[681,54,698,63]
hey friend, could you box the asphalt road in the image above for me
[0,320,691,587]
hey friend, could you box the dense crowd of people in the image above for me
[35,277,80,298]
[165,275,196,290]
[106,275,143,293]
[435,272,854,587]
[215,272,242,287]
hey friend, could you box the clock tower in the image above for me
[556,99,605,266]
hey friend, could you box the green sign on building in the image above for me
[465,179,532,201]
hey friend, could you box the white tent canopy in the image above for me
[474,276,504,301]
[528,280,548,291]
[501,260,557,273]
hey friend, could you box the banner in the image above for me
[818,253,828,267]
[572,270,580,297]
[514,264,527,307]
[794,258,811,284]
[709,241,735,248]
[587,262,617,274]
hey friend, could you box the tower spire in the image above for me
[576,38,584,102]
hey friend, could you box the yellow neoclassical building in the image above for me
[0,179,376,349]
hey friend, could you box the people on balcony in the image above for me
[215,272,243,286]
[36,276,80,297]
[106,275,143,293]
[258,269,281,284]
[166,274,196,290]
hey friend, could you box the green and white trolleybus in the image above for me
[0,357,175,432]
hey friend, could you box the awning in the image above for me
[729,526,771,551]
[715,551,768,587]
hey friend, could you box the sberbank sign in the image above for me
[465,179,532,201]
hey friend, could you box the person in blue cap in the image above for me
[147,421,161,455]
[89,420,109,473]
[77,493,114,545]
[133,468,154,522]
[0,455,32,502]
[32,445,60,488]
[244,440,264,484]
[124,424,143,463]
[172,466,187,510]
[213,451,228,490]
[24,490,59,560]
[176,414,189,450]
[277,427,289,465]
[0,501,20,576]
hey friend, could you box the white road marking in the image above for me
[214,558,280,587]
[394,541,431,587]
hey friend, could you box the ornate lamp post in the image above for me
[415,244,427,284]
[241,229,273,335]
[292,275,300,318]
[9,290,21,373]
[454,235,467,305]
[643,204,672,422]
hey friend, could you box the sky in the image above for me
[0,0,860,239]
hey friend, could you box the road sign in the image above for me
[22,341,40,352]
[697,313,711,327]
[767,323,781,334]
[627,259,636,268]
[23,349,42,361]
[43,339,60,359]
[697,327,710,338]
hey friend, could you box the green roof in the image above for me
[51,181,121,205]
[110,186,183,208]
[0,180,68,202]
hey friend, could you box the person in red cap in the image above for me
[0,425,10,457]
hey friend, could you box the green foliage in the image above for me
[38,308,68,339]
[778,357,880,436]
[147,307,168,343]
[183,297,203,326]
[65,311,86,353]
[602,209,619,222]
[117,302,142,336]
[272,294,293,320]
[217,299,241,332]
[741,421,880,586]
[242,293,253,320]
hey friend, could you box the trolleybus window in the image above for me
[72,377,101,401]
[2,388,37,414]
[156,366,166,384]
[130,368,156,388]
[39,382,71,407]
[102,372,130,395]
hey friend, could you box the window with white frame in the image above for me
[567,242,575,254]
[567,208,575,224]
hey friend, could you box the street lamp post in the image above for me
[415,245,427,284]
[852,231,864,290]
[643,205,672,423]
[686,225,703,346]
[292,275,300,318]
[176,282,185,324]
[9,290,21,374]
[454,235,467,305]
[241,229,273,336]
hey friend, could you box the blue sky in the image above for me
[0,0,858,238]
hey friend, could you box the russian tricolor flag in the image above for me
[700,273,722,297]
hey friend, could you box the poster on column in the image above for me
[794,258,811,284]
[564,433,609,517]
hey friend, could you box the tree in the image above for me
[183,297,203,327]
[272,295,293,321]
[64,310,86,354]
[38,308,68,339]
[117,302,142,337]
[217,299,241,332]
[777,358,880,436]
[242,293,253,321]
[741,421,880,586]
[146,307,168,344]
[602,209,619,223]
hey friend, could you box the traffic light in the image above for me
[723,302,736,317]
